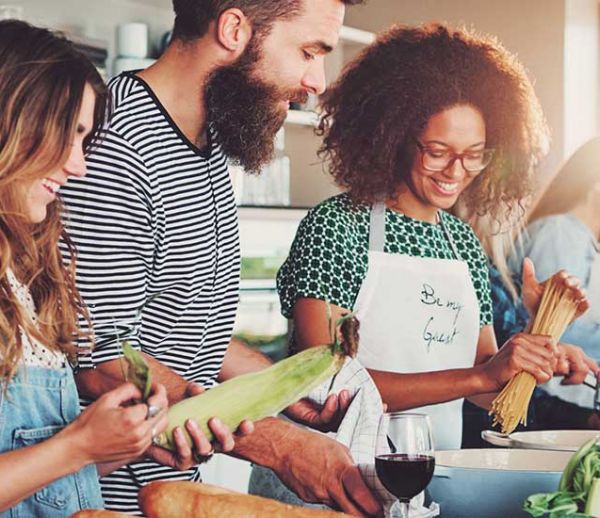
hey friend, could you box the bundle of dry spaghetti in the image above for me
[490,276,579,434]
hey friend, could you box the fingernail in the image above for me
[187,419,198,430]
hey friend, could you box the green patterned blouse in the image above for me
[277,193,493,326]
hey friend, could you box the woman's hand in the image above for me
[61,382,169,466]
[284,390,353,433]
[479,333,559,391]
[521,257,589,320]
[555,343,600,385]
[145,382,254,470]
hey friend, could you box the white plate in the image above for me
[482,429,600,452]
[436,448,572,471]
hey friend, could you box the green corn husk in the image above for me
[121,340,152,402]
[154,315,358,449]
[116,294,161,403]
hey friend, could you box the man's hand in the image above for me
[284,390,353,433]
[273,429,382,517]
[146,382,253,470]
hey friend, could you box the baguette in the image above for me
[139,481,351,518]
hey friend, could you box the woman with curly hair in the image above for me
[277,23,592,451]
[0,21,170,515]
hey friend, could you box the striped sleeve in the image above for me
[62,129,154,368]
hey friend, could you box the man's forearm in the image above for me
[75,354,189,404]
[230,417,299,470]
[77,337,273,402]
[218,337,272,382]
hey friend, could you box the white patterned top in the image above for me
[7,268,66,369]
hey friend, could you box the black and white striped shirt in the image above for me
[61,72,240,514]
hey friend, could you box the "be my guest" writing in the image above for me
[420,283,464,352]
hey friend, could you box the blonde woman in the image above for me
[0,21,170,516]
[512,137,600,409]
[455,206,599,446]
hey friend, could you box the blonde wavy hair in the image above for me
[0,20,108,384]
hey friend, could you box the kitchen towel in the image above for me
[248,358,439,517]
[309,357,439,517]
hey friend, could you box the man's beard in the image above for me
[205,42,308,174]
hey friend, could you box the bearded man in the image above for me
[61,0,380,516]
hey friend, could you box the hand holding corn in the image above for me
[153,315,359,450]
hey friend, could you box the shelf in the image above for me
[339,25,376,45]
[125,0,171,8]
[285,110,319,127]
[240,279,277,291]
[238,205,309,221]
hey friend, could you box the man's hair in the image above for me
[172,0,365,41]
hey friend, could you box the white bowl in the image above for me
[482,429,600,452]
[427,449,572,518]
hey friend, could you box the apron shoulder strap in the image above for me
[438,212,461,260]
[369,202,386,252]
[369,205,461,259]
[438,210,460,261]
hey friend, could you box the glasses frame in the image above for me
[414,140,495,174]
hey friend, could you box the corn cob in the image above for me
[154,316,359,449]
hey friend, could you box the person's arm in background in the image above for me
[519,216,600,358]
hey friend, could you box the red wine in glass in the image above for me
[375,453,435,501]
[375,413,434,518]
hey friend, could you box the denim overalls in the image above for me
[0,365,104,517]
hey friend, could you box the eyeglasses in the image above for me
[415,141,495,174]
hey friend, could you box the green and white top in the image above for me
[277,193,493,326]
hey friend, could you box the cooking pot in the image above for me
[426,449,572,517]
[482,429,600,451]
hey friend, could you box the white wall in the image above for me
[563,0,600,159]
[12,0,592,192]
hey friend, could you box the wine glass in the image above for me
[375,413,435,518]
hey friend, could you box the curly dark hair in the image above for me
[173,0,365,41]
[318,23,549,222]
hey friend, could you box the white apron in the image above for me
[354,203,480,450]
